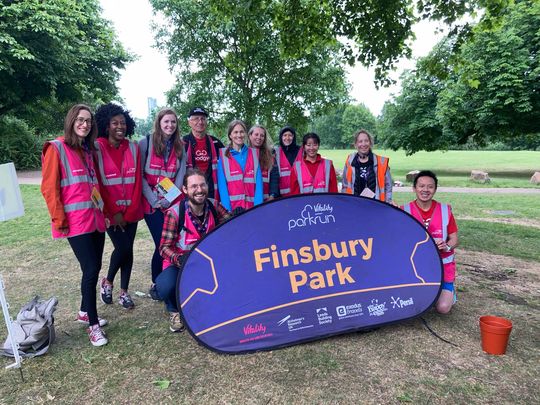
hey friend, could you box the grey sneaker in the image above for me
[100,278,113,305]
[118,292,135,310]
[149,284,162,301]
[169,312,185,333]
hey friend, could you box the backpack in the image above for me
[2,296,58,358]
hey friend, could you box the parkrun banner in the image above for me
[178,194,443,354]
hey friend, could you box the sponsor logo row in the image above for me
[240,295,415,343]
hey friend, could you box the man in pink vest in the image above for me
[402,170,459,314]
[183,107,224,200]
[157,168,230,332]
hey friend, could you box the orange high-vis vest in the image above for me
[219,147,259,210]
[94,138,143,224]
[294,158,332,194]
[274,146,302,196]
[342,153,389,201]
[42,138,106,239]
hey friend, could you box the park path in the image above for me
[16,170,540,194]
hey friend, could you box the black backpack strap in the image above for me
[207,198,218,220]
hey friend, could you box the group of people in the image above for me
[41,103,458,347]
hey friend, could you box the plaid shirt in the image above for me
[159,199,230,267]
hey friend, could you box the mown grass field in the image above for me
[320,149,540,188]
[0,186,539,404]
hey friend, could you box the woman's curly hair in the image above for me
[95,103,136,138]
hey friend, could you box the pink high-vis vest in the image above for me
[261,166,270,200]
[403,201,456,283]
[219,147,259,210]
[274,146,302,196]
[163,199,217,269]
[186,137,219,201]
[43,138,106,239]
[95,138,143,224]
[294,158,332,194]
[143,139,181,213]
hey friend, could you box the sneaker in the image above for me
[87,324,108,347]
[118,292,135,309]
[77,311,108,327]
[149,284,162,301]
[100,277,113,304]
[169,312,185,333]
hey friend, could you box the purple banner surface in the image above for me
[178,194,442,353]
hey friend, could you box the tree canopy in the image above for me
[310,103,377,148]
[270,0,511,85]
[0,0,132,117]
[379,0,540,153]
[151,0,349,135]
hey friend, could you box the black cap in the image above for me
[188,106,209,118]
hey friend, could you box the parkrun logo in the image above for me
[288,203,336,231]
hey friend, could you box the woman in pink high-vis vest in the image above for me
[41,104,108,347]
[94,103,143,311]
[139,108,187,300]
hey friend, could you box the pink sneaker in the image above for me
[76,311,108,327]
[87,324,108,347]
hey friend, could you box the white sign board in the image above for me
[0,162,25,222]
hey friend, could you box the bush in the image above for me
[0,115,42,169]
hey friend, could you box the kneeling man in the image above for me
[402,170,458,314]
[157,168,231,332]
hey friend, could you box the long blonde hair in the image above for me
[151,108,184,158]
[247,125,273,171]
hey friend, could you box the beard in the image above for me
[188,193,207,207]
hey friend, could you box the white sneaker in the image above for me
[87,324,108,347]
[76,311,108,327]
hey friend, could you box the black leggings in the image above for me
[105,222,138,290]
[68,231,105,326]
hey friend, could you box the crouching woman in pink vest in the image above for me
[41,104,108,347]
[401,170,459,314]
[157,168,231,332]
[217,120,263,213]
[290,133,338,194]
[94,103,143,310]
[139,108,187,300]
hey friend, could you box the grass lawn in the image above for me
[321,149,540,188]
[0,186,538,403]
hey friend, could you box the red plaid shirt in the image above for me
[159,200,230,266]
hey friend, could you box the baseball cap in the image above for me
[188,107,209,118]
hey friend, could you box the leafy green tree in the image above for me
[310,105,347,148]
[437,0,540,144]
[379,0,539,153]
[378,44,449,153]
[270,0,509,85]
[0,0,132,116]
[339,104,378,146]
[151,0,349,133]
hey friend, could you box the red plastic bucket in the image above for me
[479,316,513,355]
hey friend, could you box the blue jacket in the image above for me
[217,145,263,210]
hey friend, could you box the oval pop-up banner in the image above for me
[178,194,442,354]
